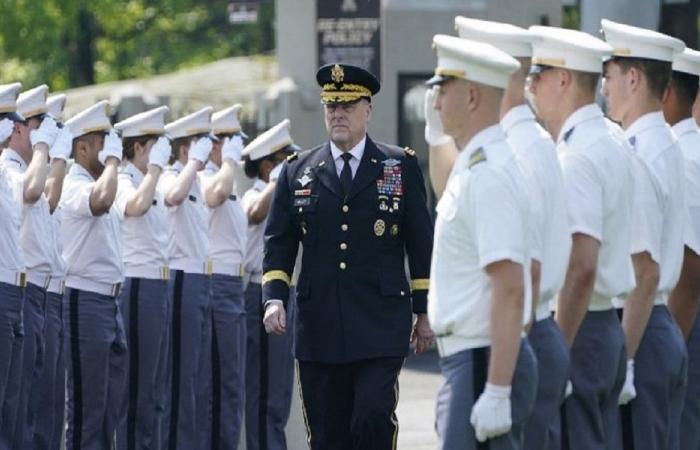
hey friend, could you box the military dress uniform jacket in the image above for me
[263,136,433,364]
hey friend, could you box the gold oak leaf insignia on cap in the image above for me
[331,64,345,83]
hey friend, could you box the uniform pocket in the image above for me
[378,272,410,298]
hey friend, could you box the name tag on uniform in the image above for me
[228,194,237,201]
[188,195,197,202]
[294,197,312,207]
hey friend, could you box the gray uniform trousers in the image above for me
[0,282,24,450]
[32,288,65,450]
[620,305,687,450]
[524,317,570,450]
[435,338,538,450]
[244,281,295,450]
[116,277,170,450]
[680,310,700,449]
[561,309,626,450]
[160,270,211,450]
[11,282,47,449]
[205,274,246,450]
[63,286,128,450]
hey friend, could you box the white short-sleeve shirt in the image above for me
[624,112,685,295]
[672,118,700,255]
[59,163,124,286]
[242,179,268,276]
[49,208,66,280]
[115,162,169,275]
[157,161,209,271]
[0,161,24,274]
[428,124,531,356]
[0,148,53,277]
[557,104,636,304]
[199,161,247,266]
[502,105,571,321]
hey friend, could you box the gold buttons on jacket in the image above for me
[339,262,347,270]
[342,205,349,213]
[340,243,348,250]
[341,224,348,231]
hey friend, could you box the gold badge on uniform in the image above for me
[374,219,386,236]
[391,224,399,236]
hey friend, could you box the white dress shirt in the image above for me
[115,161,169,277]
[157,161,209,273]
[0,161,24,275]
[557,104,636,309]
[242,179,268,277]
[60,163,124,287]
[428,124,532,357]
[502,105,571,321]
[330,136,366,178]
[672,118,700,256]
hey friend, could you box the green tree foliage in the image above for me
[0,0,274,89]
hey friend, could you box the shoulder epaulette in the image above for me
[286,152,299,162]
[403,147,416,157]
[468,147,486,169]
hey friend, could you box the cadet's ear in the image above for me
[466,83,480,112]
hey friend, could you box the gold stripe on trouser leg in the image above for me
[295,360,313,447]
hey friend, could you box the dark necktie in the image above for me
[340,153,353,195]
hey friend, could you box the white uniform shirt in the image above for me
[157,161,209,271]
[625,112,685,297]
[0,161,24,274]
[557,104,635,308]
[242,179,268,276]
[49,209,67,280]
[59,163,124,286]
[428,124,531,357]
[115,162,169,275]
[0,148,53,278]
[330,136,365,178]
[673,118,700,255]
[200,161,247,266]
[501,105,571,321]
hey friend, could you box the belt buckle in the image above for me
[111,282,122,298]
[161,267,170,281]
[17,272,27,288]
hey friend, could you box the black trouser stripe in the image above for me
[621,403,635,449]
[472,347,489,450]
[69,288,82,449]
[259,304,269,450]
[211,315,221,450]
[127,278,141,450]
[168,271,184,450]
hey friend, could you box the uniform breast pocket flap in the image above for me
[293,194,319,214]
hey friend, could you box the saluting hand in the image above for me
[411,313,435,354]
[263,301,287,335]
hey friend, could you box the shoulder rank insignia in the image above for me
[287,152,299,162]
[403,147,416,157]
[468,148,486,169]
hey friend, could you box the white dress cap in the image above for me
[0,82,25,121]
[242,118,295,161]
[115,106,169,138]
[17,84,49,119]
[672,48,700,76]
[455,16,538,58]
[165,106,213,140]
[428,34,521,89]
[529,26,612,73]
[65,100,112,139]
[601,19,685,62]
[212,104,243,135]
[47,94,67,122]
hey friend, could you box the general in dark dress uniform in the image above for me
[262,63,434,449]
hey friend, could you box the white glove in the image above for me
[619,359,636,405]
[98,130,123,165]
[30,116,59,148]
[148,136,172,168]
[0,118,14,142]
[49,127,73,161]
[424,87,451,146]
[222,135,244,162]
[470,383,512,442]
[269,162,283,182]
[564,380,573,399]
[188,137,213,163]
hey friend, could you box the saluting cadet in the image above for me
[199,105,247,449]
[427,35,536,449]
[33,93,71,450]
[61,100,127,449]
[664,48,700,449]
[158,107,213,450]
[112,106,171,450]
[0,83,28,448]
[452,18,571,450]
[241,119,298,450]
[263,62,434,449]
[527,26,635,449]
[0,84,59,449]
[601,19,687,449]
